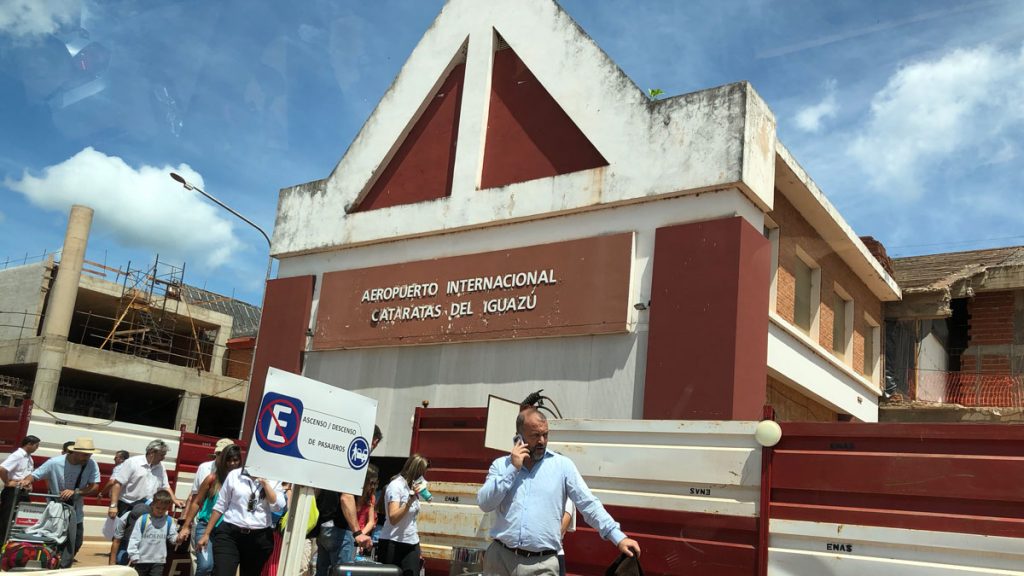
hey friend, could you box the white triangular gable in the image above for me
[273,0,776,257]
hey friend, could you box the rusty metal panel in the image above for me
[313,234,632,349]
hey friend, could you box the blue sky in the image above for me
[1,0,1022,305]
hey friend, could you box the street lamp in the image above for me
[169,171,273,437]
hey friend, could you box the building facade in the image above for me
[884,246,1024,420]
[249,0,900,457]
[0,206,256,435]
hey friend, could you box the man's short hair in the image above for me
[373,425,383,442]
[151,489,174,507]
[21,435,40,447]
[116,450,130,460]
[146,440,169,455]
[516,408,547,434]
[62,441,74,453]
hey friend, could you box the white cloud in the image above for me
[0,0,79,37]
[4,147,242,268]
[794,79,838,133]
[849,44,1024,199]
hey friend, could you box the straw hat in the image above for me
[68,437,100,454]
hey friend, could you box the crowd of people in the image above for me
[0,408,636,576]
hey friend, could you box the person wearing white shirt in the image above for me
[100,450,130,500]
[0,435,40,544]
[108,440,182,518]
[378,454,429,576]
[198,468,285,576]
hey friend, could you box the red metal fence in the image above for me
[770,421,1024,538]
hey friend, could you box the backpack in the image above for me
[115,503,152,565]
[117,513,173,565]
[1,541,59,571]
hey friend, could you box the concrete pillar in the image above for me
[175,391,202,432]
[32,205,93,410]
[210,324,231,376]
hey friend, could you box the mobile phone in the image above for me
[513,434,524,445]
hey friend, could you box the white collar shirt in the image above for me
[191,460,216,495]
[0,448,34,482]
[212,469,285,530]
[113,455,170,503]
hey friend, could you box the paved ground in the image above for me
[72,542,114,568]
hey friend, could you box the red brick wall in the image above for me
[767,376,837,422]
[224,347,254,380]
[961,354,1011,374]
[967,291,1015,346]
[771,192,883,380]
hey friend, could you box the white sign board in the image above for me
[247,367,378,495]
[484,395,520,452]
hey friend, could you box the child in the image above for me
[109,501,150,565]
[354,465,379,560]
[127,489,177,576]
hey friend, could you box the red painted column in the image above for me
[241,275,315,439]
[643,216,770,420]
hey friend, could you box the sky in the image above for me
[0,0,1022,306]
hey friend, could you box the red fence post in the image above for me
[17,399,32,442]
[410,407,423,455]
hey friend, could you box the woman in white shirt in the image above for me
[378,454,429,576]
[197,468,285,576]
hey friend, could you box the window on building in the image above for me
[864,314,881,382]
[764,216,779,314]
[793,247,820,338]
[832,287,853,365]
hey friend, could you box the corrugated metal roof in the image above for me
[891,246,1024,293]
[180,284,261,338]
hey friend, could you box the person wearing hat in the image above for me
[181,438,234,575]
[29,437,102,567]
[186,438,234,513]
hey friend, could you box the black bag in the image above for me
[605,553,644,576]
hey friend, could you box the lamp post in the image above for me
[169,171,273,437]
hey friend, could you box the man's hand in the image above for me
[617,537,641,558]
[355,534,372,549]
[107,506,118,519]
[510,440,530,470]
[59,489,75,501]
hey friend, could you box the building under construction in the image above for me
[0,205,258,435]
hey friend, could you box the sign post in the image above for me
[249,368,378,575]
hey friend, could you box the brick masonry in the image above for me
[771,192,883,382]
[961,289,1022,375]
[768,375,837,422]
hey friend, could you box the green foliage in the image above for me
[648,88,664,100]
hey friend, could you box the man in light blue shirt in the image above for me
[478,409,641,576]
[30,436,102,567]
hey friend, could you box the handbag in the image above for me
[605,553,644,576]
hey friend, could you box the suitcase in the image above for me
[331,561,402,576]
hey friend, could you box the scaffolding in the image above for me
[83,256,215,371]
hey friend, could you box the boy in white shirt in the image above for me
[127,489,177,576]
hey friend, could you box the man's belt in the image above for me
[499,541,557,558]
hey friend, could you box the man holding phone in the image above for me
[478,408,641,576]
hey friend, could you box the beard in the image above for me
[529,444,546,461]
